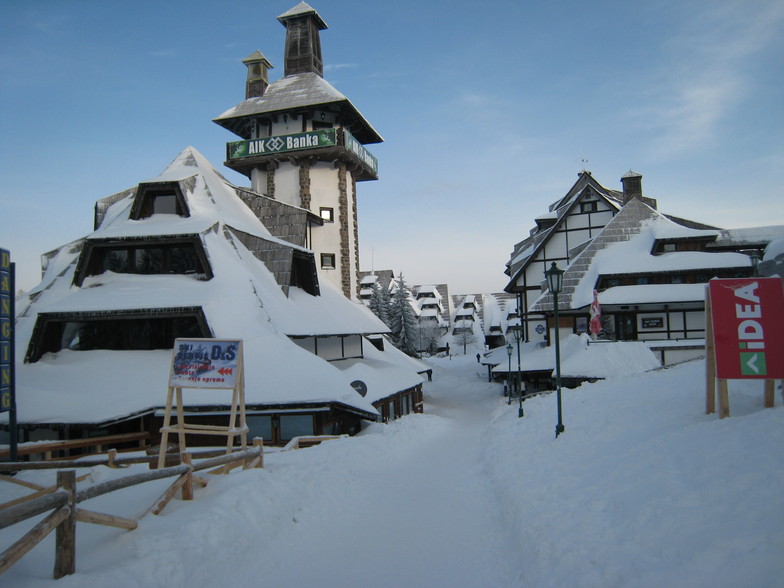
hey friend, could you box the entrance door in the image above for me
[615,313,637,340]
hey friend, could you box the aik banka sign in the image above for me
[708,278,784,379]
[1,248,13,412]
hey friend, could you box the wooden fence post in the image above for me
[764,379,775,408]
[53,470,76,579]
[181,452,193,501]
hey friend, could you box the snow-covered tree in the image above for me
[389,273,419,357]
[368,281,392,328]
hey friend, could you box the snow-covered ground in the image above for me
[2,354,783,587]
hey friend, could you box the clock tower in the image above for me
[214,2,382,298]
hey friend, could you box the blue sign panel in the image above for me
[0,248,11,412]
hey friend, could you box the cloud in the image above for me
[636,1,784,159]
[325,63,357,71]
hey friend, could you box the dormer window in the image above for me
[130,181,190,220]
[73,236,212,286]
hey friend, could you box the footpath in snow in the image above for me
[2,353,783,587]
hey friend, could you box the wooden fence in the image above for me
[0,441,263,579]
[0,432,150,462]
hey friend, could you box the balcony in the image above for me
[225,127,378,181]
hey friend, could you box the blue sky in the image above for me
[2,0,783,294]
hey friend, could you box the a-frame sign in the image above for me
[158,338,248,468]
[705,278,784,418]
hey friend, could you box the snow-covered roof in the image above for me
[8,147,421,426]
[531,198,752,312]
[214,72,382,144]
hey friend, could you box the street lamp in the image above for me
[545,261,565,438]
[750,252,760,277]
[506,343,513,404]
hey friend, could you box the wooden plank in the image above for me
[0,506,70,576]
[0,485,55,511]
[705,289,717,415]
[54,471,76,579]
[75,464,190,504]
[764,379,775,408]
[149,474,189,516]
[0,432,150,460]
[0,473,45,491]
[157,386,176,470]
[0,490,68,530]
[180,453,193,501]
[718,379,730,419]
[75,508,137,531]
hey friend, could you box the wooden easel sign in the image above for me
[158,339,247,468]
[705,278,784,418]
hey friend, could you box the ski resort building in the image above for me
[2,3,425,449]
[505,171,784,366]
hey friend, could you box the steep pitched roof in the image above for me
[530,198,752,312]
[505,172,622,288]
[213,72,382,144]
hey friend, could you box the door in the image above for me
[615,313,637,340]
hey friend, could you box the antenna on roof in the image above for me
[578,155,589,172]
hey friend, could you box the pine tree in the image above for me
[389,273,420,357]
[368,280,392,328]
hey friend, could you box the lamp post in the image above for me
[545,261,565,438]
[506,343,513,404]
[750,252,760,277]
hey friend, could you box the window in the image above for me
[130,182,189,220]
[26,308,210,362]
[319,207,334,222]
[580,201,598,213]
[320,253,336,269]
[75,237,211,285]
[279,415,313,440]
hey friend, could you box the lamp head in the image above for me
[545,261,565,294]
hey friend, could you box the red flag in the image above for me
[589,289,602,339]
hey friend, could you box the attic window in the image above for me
[73,236,212,285]
[130,182,190,220]
[25,307,211,363]
[580,201,598,213]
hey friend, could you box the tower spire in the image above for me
[277,2,328,77]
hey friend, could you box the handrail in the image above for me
[0,432,150,460]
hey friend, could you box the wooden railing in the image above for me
[0,441,263,579]
[0,432,150,461]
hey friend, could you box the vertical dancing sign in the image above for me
[706,278,784,417]
[1,249,13,412]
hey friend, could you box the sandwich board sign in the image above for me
[158,338,247,468]
[705,278,784,417]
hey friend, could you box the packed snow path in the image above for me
[257,356,521,586]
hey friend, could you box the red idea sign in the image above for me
[708,278,784,379]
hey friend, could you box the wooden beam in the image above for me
[764,379,775,408]
[0,490,68,530]
[0,505,70,576]
[75,508,137,531]
[53,471,76,579]
[718,379,730,419]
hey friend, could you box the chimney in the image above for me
[621,171,643,205]
[243,50,273,99]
